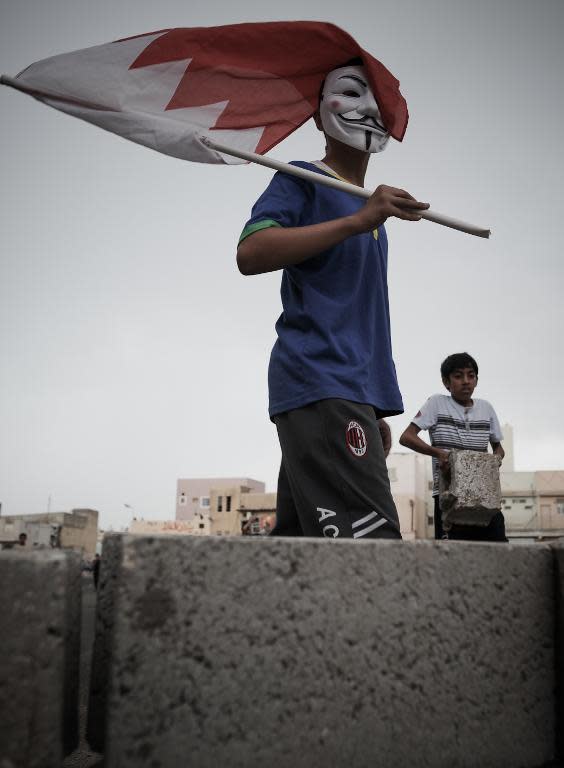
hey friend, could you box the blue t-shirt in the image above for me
[240,161,403,419]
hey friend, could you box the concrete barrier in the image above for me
[88,534,555,767]
[553,543,564,759]
[0,549,81,767]
[87,533,123,753]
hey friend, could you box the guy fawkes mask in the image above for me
[320,64,390,153]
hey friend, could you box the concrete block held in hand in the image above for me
[439,449,502,527]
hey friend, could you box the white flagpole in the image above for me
[202,137,491,239]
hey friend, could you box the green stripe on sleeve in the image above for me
[238,219,281,245]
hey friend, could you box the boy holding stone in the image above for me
[399,352,506,541]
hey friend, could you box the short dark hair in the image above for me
[440,352,478,380]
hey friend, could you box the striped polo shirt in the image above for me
[411,394,503,495]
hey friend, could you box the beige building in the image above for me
[130,481,276,539]
[500,423,515,472]
[176,477,264,529]
[208,483,275,536]
[238,492,277,535]
[129,518,210,536]
[0,509,99,558]
[501,470,564,541]
[386,452,434,539]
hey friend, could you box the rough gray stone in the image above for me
[92,534,554,768]
[0,549,81,767]
[439,450,502,527]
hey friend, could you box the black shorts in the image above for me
[433,496,507,542]
[271,398,401,539]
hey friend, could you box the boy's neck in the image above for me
[451,394,474,408]
[321,143,371,187]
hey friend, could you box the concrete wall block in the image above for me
[0,549,81,767]
[94,535,554,768]
[440,450,502,526]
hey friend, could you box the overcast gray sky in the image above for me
[1,0,563,529]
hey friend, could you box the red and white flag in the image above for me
[1,21,408,164]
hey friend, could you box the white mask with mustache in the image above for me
[319,65,390,153]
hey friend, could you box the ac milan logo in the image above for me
[346,420,367,457]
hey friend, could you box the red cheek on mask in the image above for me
[330,99,342,111]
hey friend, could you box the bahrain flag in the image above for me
[1,21,408,164]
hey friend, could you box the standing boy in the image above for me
[237,60,428,539]
[399,352,506,541]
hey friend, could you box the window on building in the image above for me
[557,499,564,515]
[199,523,205,529]
[218,496,223,512]
[226,496,232,512]
[192,496,198,502]
[178,494,187,506]
[200,496,210,509]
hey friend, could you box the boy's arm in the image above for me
[488,405,505,463]
[491,441,505,462]
[237,184,428,276]
[399,423,450,471]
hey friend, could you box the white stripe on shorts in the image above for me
[352,510,378,529]
[353,517,387,538]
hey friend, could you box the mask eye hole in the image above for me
[341,89,360,97]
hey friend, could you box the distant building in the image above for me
[209,484,274,536]
[129,518,209,536]
[501,470,564,542]
[0,509,98,557]
[500,423,515,472]
[238,492,277,536]
[106,477,274,540]
[386,452,434,539]
[176,477,265,528]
